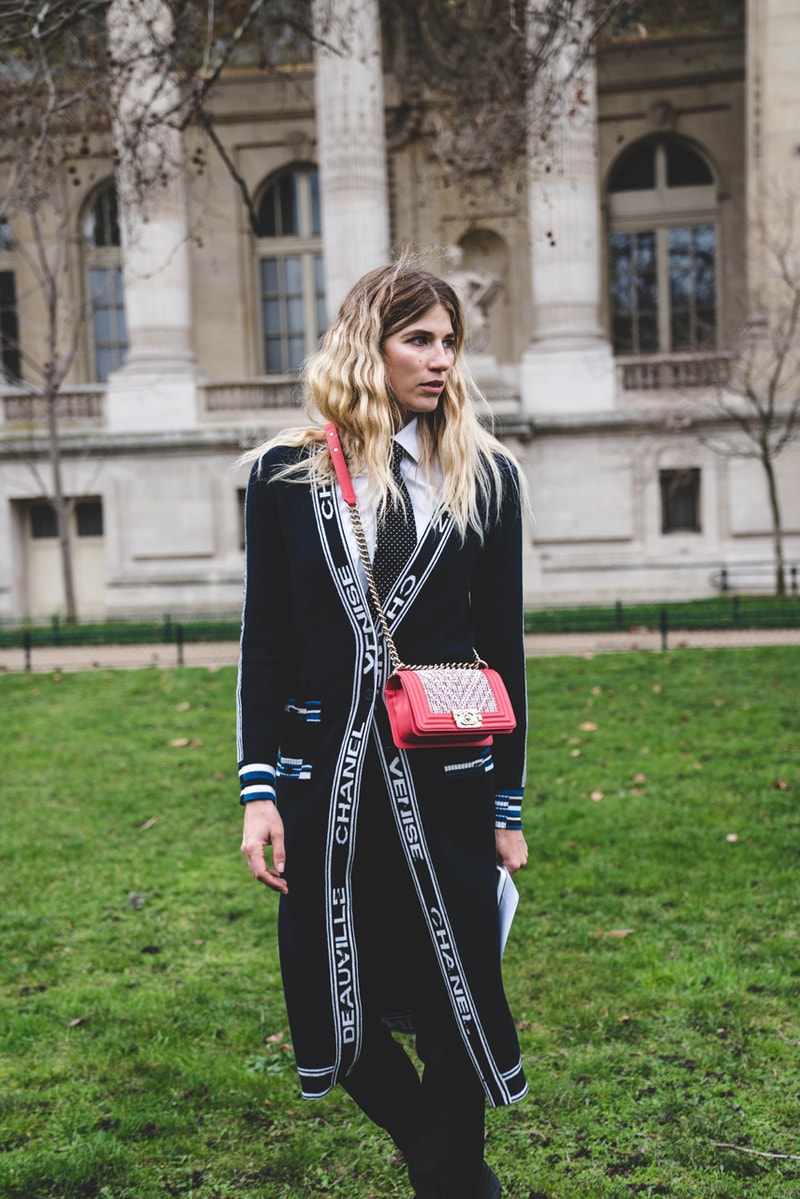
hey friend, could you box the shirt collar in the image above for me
[393,417,421,464]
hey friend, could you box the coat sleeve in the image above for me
[236,455,293,804]
[470,459,528,830]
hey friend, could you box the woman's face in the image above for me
[382,303,456,422]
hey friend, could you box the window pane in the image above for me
[610,274,631,313]
[636,233,656,269]
[636,272,657,310]
[694,224,715,255]
[261,258,279,294]
[670,268,690,307]
[671,310,691,351]
[638,313,659,352]
[76,500,103,537]
[612,315,633,355]
[265,337,283,373]
[666,142,713,187]
[667,227,690,258]
[117,300,128,346]
[610,230,659,354]
[695,267,715,306]
[609,143,655,192]
[94,307,112,344]
[314,254,326,336]
[85,185,120,247]
[0,268,21,381]
[667,225,716,351]
[0,222,12,252]
[278,173,298,236]
[611,276,632,312]
[258,168,319,238]
[636,231,655,257]
[263,298,282,334]
[287,335,305,371]
[89,268,109,304]
[661,469,701,533]
[30,505,58,538]
[310,169,321,235]
[256,189,277,238]
[286,296,304,333]
[0,270,15,305]
[696,307,717,347]
[610,231,631,267]
[284,255,302,292]
[91,266,127,379]
[96,348,114,381]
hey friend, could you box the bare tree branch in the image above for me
[702,190,800,595]
[710,1141,800,1163]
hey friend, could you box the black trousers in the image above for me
[341,749,488,1199]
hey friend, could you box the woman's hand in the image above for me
[495,829,528,875]
[241,800,288,894]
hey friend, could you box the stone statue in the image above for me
[444,244,502,354]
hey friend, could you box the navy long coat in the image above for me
[237,444,528,1107]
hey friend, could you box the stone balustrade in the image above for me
[617,353,732,392]
[1,386,106,428]
[199,378,301,414]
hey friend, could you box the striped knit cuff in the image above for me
[239,762,276,805]
[495,789,523,831]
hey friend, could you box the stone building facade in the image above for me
[0,0,798,621]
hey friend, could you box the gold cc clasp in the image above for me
[452,709,483,729]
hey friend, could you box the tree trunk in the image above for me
[762,451,786,597]
[45,390,78,623]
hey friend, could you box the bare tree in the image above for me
[4,195,90,622]
[382,0,631,183]
[703,199,800,596]
[0,0,317,621]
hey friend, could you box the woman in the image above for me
[237,260,529,1199]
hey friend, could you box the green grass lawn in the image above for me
[1,648,798,1198]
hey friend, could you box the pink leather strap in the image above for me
[324,422,356,506]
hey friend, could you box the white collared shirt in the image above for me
[335,418,443,590]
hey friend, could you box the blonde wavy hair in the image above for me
[241,258,523,539]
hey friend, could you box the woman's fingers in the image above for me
[241,801,289,894]
[495,829,528,875]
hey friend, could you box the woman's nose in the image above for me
[428,342,451,370]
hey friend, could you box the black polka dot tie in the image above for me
[372,442,417,601]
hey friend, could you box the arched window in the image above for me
[607,137,718,355]
[83,182,128,382]
[255,165,325,374]
[0,222,21,383]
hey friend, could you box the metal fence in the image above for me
[2,598,799,673]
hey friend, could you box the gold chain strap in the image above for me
[346,504,483,675]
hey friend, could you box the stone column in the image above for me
[106,0,198,433]
[746,0,800,307]
[520,5,615,415]
[313,0,391,317]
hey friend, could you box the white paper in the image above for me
[496,865,520,956]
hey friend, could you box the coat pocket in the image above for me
[276,753,313,781]
[277,698,321,782]
[441,747,495,778]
